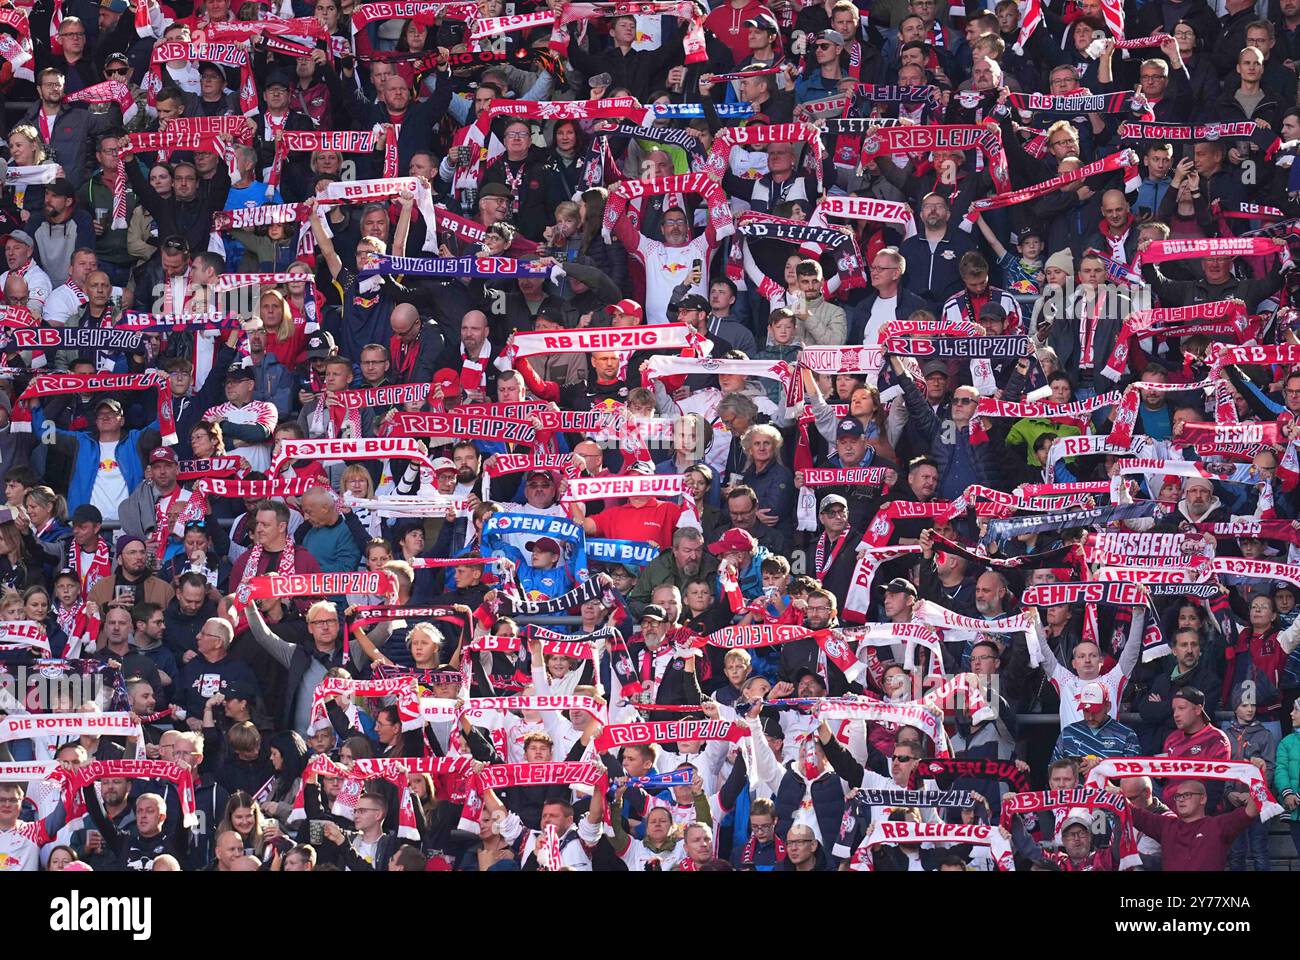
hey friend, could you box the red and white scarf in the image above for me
[69,536,112,595]
[811,195,917,239]
[66,760,197,826]
[602,173,734,241]
[858,122,1010,192]
[850,820,1014,870]
[1086,757,1283,820]
[964,150,1136,227]
[560,473,684,504]
[143,42,257,116]
[194,477,321,499]
[268,126,398,194]
[507,322,702,360]
[705,123,825,192]
[22,372,176,443]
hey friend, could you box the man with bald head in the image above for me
[388,302,444,387]
[299,484,365,574]
[1081,189,1137,264]
[437,308,506,402]
[210,830,245,871]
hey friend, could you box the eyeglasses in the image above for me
[1048,138,1075,148]
[892,755,918,763]
[106,68,130,77]
[308,619,336,626]
[60,30,86,37]
[504,131,530,140]
[820,506,847,517]
[662,218,688,226]
[952,397,977,405]
[1172,791,1203,801]
[786,838,814,845]
[869,264,899,272]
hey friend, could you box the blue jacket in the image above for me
[33,406,154,515]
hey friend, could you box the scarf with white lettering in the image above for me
[553,2,705,61]
[21,372,176,444]
[858,122,1009,192]
[195,477,321,499]
[704,123,825,192]
[963,150,1137,228]
[307,675,420,735]
[64,80,137,124]
[811,195,917,239]
[457,761,608,831]
[602,174,734,242]
[389,412,536,446]
[1000,787,1138,867]
[1118,121,1256,141]
[144,42,256,116]
[271,437,435,477]
[0,711,142,743]
[241,571,395,605]
[67,759,197,826]
[507,322,702,360]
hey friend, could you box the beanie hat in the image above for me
[1045,249,1074,277]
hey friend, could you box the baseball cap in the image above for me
[707,528,758,556]
[430,457,456,474]
[5,230,34,248]
[223,680,256,702]
[524,469,554,484]
[264,71,291,90]
[305,330,336,359]
[816,29,846,45]
[226,362,254,381]
[672,293,710,313]
[71,504,103,526]
[743,12,779,31]
[759,715,784,740]
[525,537,562,555]
[979,302,1007,323]
[479,182,511,199]
[103,50,130,67]
[836,418,864,440]
[791,667,827,692]
[45,178,76,200]
[627,460,655,475]
[432,368,460,396]
[1171,685,1213,724]
[608,298,643,320]
[149,447,178,465]
[922,360,949,378]
[1058,808,1094,833]
[198,61,226,79]
[883,577,917,597]
[819,493,848,514]
[95,397,123,414]
[1079,681,1108,707]
[641,604,667,623]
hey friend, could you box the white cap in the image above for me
[1079,681,1107,706]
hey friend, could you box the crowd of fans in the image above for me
[1,0,1300,874]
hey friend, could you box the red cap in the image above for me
[149,447,178,465]
[432,368,461,395]
[608,298,644,320]
[707,528,758,556]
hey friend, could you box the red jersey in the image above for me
[589,500,684,548]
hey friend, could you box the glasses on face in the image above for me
[820,506,847,517]
[869,263,899,272]
[1048,139,1074,148]
[307,619,336,626]
[952,397,977,405]
[892,754,918,763]
[504,131,530,140]
[970,654,998,664]
[1172,791,1202,801]
[106,68,130,77]
[787,838,814,845]
[662,218,688,227]
[61,30,86,38]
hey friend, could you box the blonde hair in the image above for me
[339,464,374,498]
[260,289,293,343]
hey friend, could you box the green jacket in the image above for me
[1274,730,1300,821]
[626,548,720,615]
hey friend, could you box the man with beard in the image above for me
[777,588,857,696]
[628,527,719,616]
[88,536,172,609]
[812,494,861,602]
[897,192,972,307]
